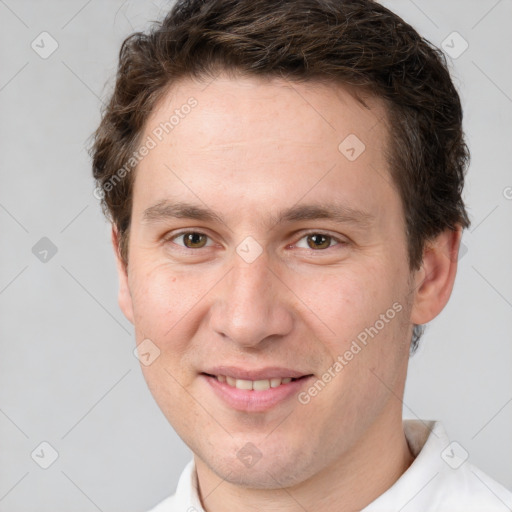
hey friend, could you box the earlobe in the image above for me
[410,227,463,325]
[111,227,134,325]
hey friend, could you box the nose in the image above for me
[208,251,294,348]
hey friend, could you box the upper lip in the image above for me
[202,366,312,381]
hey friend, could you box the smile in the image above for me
[201,373,314,412]
[206,374,300,391]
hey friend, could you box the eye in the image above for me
[295,232,343,250]
[171,231,213,249]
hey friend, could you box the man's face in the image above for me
[119,74,417,487]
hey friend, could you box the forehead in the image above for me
[145,74,388,150]
[134,73,398,225]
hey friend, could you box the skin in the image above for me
[113,73,461,512]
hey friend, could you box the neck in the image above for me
[195,410,415,512]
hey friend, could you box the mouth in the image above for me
[200,372,314,412]
[202,373,310,391]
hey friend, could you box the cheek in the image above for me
[129,261,205,412]
[298,258,411,407]
[128,258,201,344]
[295,259,403,344]
[297,263,410,440]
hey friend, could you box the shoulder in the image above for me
[144,494,179,512]
[365,420,512,511]
[435,461,512,511]
[142,459,201,512]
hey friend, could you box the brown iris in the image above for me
[307,234,332,250]
[183,232,208,248]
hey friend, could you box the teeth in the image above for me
[253,379,270,391]
[235,379,253,390]
[215,375,294,391]
[270,378,282,388]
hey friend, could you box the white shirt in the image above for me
[146,420,512,511]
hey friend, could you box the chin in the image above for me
[200,440,316,489]
[215,461,310,489]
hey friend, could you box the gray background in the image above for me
[0,0,511,511]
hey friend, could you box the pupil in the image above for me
[186,233,204,247]
[309,234,329,249]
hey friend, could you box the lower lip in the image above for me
[201,374,314,412]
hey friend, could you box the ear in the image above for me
[410,227,463,325]
[112,226,134,325]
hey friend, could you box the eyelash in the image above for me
[165,230,347,252]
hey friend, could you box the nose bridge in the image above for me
[210,250,293,346]
[230,255,273,310]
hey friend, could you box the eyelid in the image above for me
[293,230,349,250]
[165,229,216,249]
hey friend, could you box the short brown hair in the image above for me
[90,0,470,350]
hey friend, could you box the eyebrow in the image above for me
[142,200,374,229]
[143,201,225,224]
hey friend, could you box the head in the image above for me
[91,0,469,490]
